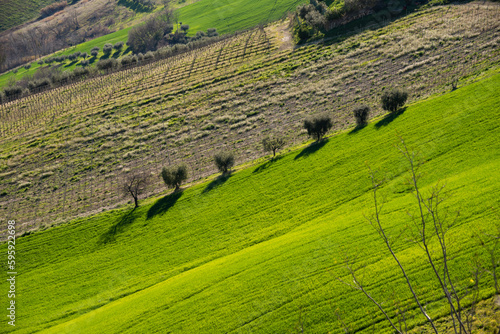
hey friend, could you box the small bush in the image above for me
[207,28,218,37]
[304,114,333,141]
[96,58,118,71]
[381,88,408,112]
[28,78,51,92]
[144,51,155,60]
[3,86,23,98]
[37,60,44,65]
[103,43,113,56]
[80,59,89,67]
[113,41,124,51]
[161,165,188,191]
[81,52,88,59]
[90,50,99,57]
[353,105,370,126]
[24,63,32,70]
[121,55,138,67]
[214,152,235,174]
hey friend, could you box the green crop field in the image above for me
[176,0,307,35]
[0,0,61,32]
[1,71,499,333]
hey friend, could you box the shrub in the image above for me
[144,51,155,60]
[304,114,333,141]
[72,67,89,78]
[353,105,370,126]
[37,60,44,65]
[381,88,408,112]
[180,24,190,32]
[207,28,218,37]
[214,152,234,174]
[96,58,118,71]
[195,31,206,39]
[161,165,188,191]
[80,59,89,66]
[113,41,124,51]
[28,78,51,92]
[103,43,113,56]
[81,52,88,59]
[24,63,32,70]
[262,135,286,157]
[90,50,99,57]
[3,86,23,98]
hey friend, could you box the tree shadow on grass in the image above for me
[147,191,183,220]
[294,140,328,160]
[202,173,232,194]
[375,107,406,129]
[64,60,78,68]
[99,209,138,244]
[253,156,283,174]
[348,124,367,135]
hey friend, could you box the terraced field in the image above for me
[0,3,499,236]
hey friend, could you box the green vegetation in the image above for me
[1,72,499,333]
[0,3,498,229]
[176,0,307,35]
[0,0,61,32]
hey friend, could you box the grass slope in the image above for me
[176,0,307,35]
[0,0,61,32]
[2,72,499,333]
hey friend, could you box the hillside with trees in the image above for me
[0,2,498,231]
[0,1,499,333]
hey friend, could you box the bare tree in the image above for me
[262,135,286,157]
[121,173,149,208]
[339,137,478,334]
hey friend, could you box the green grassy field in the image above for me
[1,72,499,333]
[0,0,61,32]
[176,0,307,35]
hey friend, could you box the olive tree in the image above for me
[353,105,370,126]
[381,88,408,113]
[161,165,188,191]
[304,114,333,141]
[214,151,234,175]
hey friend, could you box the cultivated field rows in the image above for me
[0,3,499,237]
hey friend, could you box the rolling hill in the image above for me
[1,70,499,333]
[0,3,498,233]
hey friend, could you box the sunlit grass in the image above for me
[1,72,499,333]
